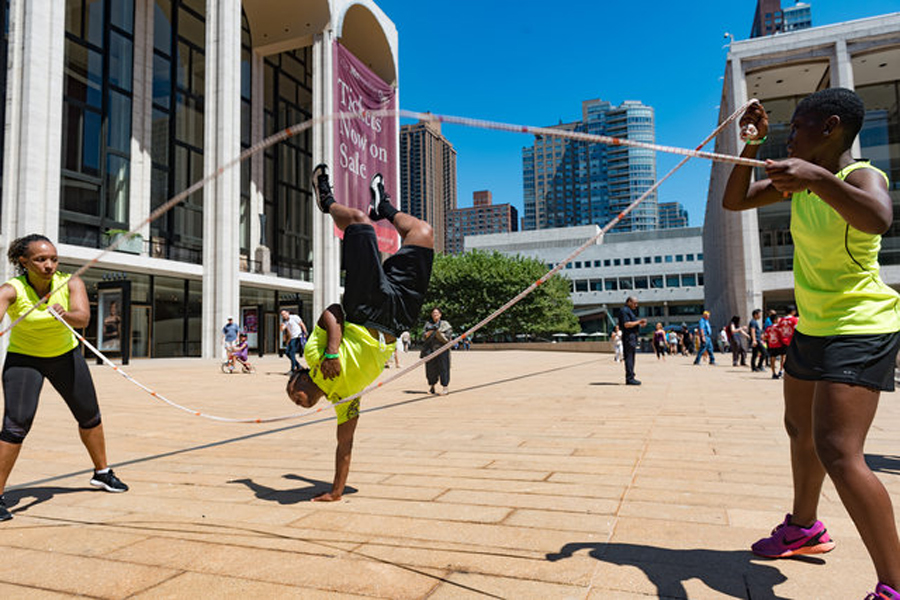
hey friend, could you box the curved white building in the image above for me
[0,0,399,359]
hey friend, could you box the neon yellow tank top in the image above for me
[5,272,79,357]
[791,161,900,336]
[304,322,396,424]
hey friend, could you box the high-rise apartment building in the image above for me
[658,202,689,229]
[783,2,812,32]
[399,120,458,253]
[751,0,812,38]
[522,99,657,233]
[446,191,519,254]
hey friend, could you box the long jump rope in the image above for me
[13,100,765,424]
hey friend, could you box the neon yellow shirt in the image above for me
[5,272,79,357]
[304,322,396,424]
[791,161,900,336]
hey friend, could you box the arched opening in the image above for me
[338,3,396,86]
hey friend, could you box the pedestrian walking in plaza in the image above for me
[765,313,785,379]
[612,325,623,362]
[653,323,667,360]
[693,311,716,365]
[667,329,678,355]
[724,87,900,598]
[421,307,453,395]
[618,296,646,385]
[749,308,768,372]
[280,309,308,373]
[729,316,748,367]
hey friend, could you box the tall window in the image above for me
[240,10,251,257]
[0,0,9,214]
[858,80,900,266]
[0,0,9,218]
[61,0,135,247]
[150,0,204,264]
[263,49,313,280]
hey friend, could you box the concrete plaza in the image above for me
[0,348,897,599]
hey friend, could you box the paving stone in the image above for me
[0,351,895,598]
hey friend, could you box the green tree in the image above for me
[419,250,579,340]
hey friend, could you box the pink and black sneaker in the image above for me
[867,583,900,600]
[751,513,835,558]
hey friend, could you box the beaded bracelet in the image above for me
[745,136,767,146]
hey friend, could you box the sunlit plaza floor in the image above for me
[0,348,896,599]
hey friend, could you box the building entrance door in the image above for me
[265,312,278,354]
[131,305,151,358]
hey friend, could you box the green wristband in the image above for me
[323,352,339,359]
[745,135,767,146]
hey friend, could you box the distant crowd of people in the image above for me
[614,305,801,381]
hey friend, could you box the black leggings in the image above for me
[425,350,451,387]
[1,348,101,444]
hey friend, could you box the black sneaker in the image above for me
[368,172,387,220]
[312,164,335,213]
[90,469,129,493]
[0,496,12,521]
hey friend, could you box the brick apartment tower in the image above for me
[399,120,458,253]
[446,191,519,254]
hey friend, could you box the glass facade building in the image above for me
[522,98,657,233]
[0,0,399,358]
[658,202,689,229]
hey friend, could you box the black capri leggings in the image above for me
[1,348,101,444]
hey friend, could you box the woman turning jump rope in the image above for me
[0,235,128,521]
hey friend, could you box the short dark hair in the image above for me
[286,367,310,394]
[7,234,52,274]
[284,368,311,395]
[795,88,865,150]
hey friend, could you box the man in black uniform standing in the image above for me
[618,296,646,386]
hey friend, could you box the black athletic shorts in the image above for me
[341,223,434,337]
[768,346,786,358]
[785,330,900,392]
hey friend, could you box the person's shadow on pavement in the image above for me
[546,542,820,599]
[4,486,95,515]
[228,474,357,504]
[865,454,900,476]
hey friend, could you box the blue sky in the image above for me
[376,0,899,227]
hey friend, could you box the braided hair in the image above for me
[7,234,53,275]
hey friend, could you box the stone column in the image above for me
[1,0,65,247]
[250,52,266,272]
[705,56,763,323]
[129,0,154,250]
[731,56,764,320]
[831,39,861,156]
[312,30,341,318]
[201,0,241,358]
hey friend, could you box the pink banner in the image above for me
[333,42,398,253]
